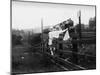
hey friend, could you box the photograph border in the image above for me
[10,0,96,74]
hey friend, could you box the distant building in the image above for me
[89,17,96,29]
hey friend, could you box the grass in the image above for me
[12,44,65,74]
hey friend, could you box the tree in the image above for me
[28,33,42,46]
[12,34,22,46]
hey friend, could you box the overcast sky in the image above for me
[12,1,95,30]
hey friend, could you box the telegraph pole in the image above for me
[41,18,44,52]
[41,18,43,34]
[72,10,81,64]
[78,10,81,41]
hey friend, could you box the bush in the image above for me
[28,33,42,46]
[12,34,22,46]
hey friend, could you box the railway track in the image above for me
[12,43,95,74]
[42,52,86,71]
[30,45,95,70]
[26,44,86,71]
[12,45,94,75]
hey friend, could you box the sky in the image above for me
[12,1,95,30]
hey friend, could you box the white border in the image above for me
[0,0,100,75]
